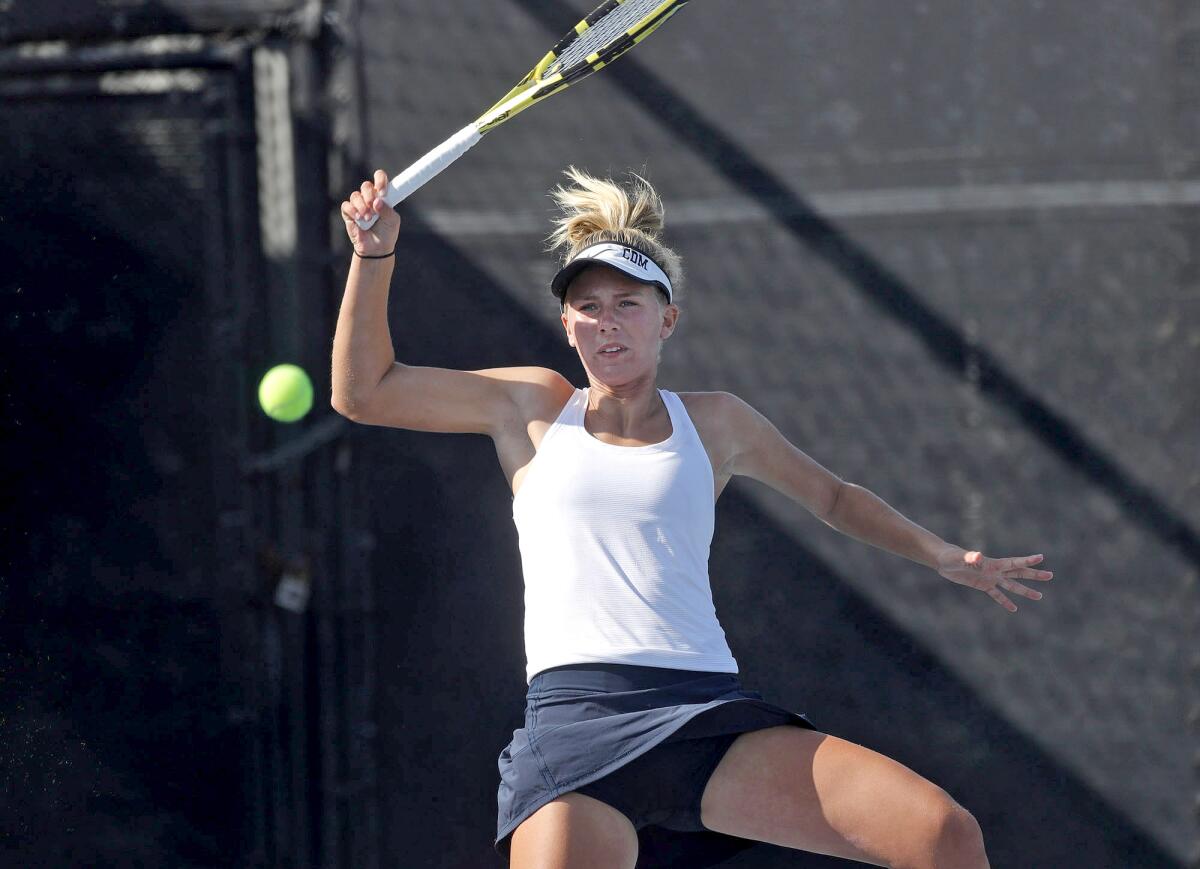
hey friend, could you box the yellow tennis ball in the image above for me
[258,363,313,423]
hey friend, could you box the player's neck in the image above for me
[585,379,664,431]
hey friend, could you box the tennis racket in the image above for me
[354,0,691,230]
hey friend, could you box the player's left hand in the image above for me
[936,547,1053,612]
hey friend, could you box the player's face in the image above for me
[561,266,676,382]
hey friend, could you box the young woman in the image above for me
[332,167,1052,869]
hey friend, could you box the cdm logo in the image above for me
[620,247,649,269]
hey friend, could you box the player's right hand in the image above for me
[340,169,401,256]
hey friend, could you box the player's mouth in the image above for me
[596,343,627,357]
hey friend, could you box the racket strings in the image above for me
[545,0,664,77]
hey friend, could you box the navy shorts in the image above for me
[495,663,817,867]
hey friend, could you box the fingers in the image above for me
[958,549,1052,611]
[342,189,366,221]
[988,569,1049,612]
[340,171,388,208]
[966,551,1052,579]
[341,196,374,227]
[986,586,1017,613]
[340,170,400,231]
[1006,567,1054,582]
[998,554,1052,582]
[357,171,390,212]
[344,190,373,224]
[350,179,377,216]
[996,576,1043,600]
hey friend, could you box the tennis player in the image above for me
[332,168,1052,868]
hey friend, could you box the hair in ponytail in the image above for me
[547,166,684,302]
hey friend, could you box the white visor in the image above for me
[551,242,673,304]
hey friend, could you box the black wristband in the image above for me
[354,249,395,259]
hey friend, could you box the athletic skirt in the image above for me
[494,662,818,867]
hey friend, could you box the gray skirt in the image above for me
[495,663,817,867]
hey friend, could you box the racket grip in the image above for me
[355,124,483,230]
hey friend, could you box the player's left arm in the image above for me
[721,391,1053,610]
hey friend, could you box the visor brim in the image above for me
[550,259,672,304]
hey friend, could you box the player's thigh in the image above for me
[700,725,984,867]
[509,791,638,869]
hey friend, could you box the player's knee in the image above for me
[929,801,988,869]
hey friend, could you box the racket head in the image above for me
[478,0,690,132]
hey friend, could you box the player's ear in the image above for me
[659,303,678,338]
[561,309,574,346]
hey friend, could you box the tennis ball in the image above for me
[258,363,313,423]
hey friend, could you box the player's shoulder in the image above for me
[675,390,754,441]
[487,366,576,422]
[676,389,750,421]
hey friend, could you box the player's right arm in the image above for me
[335,361,571,435]
[330,171,567,435]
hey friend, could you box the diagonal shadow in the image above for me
[512,0,1200,570]
[362,208,1182,867]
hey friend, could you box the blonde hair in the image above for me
[546,166,684,302]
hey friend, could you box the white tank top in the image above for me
[512,386,739,684]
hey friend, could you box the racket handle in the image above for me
[355,124,483,230]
